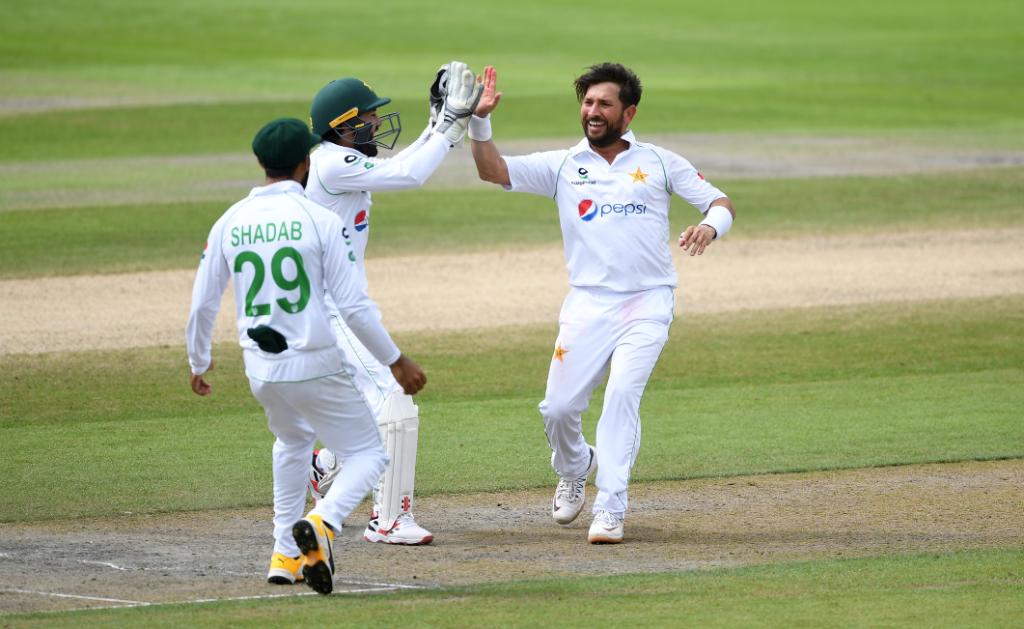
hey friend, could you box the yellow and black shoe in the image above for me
[292,515,336,595]
[266,552,304,585]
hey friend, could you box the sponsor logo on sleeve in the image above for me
[353,209,369,232]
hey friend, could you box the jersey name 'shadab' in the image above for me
[230,221,303,246]
[186,117,428,595]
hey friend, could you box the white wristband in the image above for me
[699,204,732,240]
[468,114,492,141]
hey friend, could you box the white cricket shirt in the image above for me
[306,128,448,274]
[186,180,400,383]
[504,130,725,292]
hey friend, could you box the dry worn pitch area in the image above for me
[2,136,1023,613]
[2,461,1022,613]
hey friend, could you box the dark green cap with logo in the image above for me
[251,118,321,170]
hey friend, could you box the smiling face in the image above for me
[579,82,636,148]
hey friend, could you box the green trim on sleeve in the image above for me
[645,146,671,194]
[313,163,349,197]
[552,153,571,201]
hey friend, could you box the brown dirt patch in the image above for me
[1,459,1021,613]
[2,227,1023,356]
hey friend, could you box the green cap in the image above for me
[310,77,391,137]
[251,118,321,170]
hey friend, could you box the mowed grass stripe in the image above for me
[2,132,1022,213]
[2,1,1022,163]
[2,296,1020,521]
[11,550,1022,627]
[1,169,1022,279]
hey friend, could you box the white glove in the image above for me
[432,61,483,145]
[428,63,449,126]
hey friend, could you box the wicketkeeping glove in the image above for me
[432,61,483,145]
[428,63,449,126]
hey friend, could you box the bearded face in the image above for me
[354,143,378,157]
[582,110,627,148]
[579,82,634,149]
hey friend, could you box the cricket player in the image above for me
[186,118,427,595]
[303,62,483,545]
[469,63,736,543]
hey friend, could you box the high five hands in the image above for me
[474,66,502,117]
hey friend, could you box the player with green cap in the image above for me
[186,117,427,594]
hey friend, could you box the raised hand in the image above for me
[433,61,484,144]
[474,66,502,117]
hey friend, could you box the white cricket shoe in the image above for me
[551,445,597,525]
[308,448,340,502]
[363,511,434,545]
[587,510,624,544]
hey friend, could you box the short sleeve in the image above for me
[503,150,569,197]
[660,148,726,213]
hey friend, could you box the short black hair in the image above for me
[574,62,642,107]
[263,165,296,179]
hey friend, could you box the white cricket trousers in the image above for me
[330,315,405,512]
[539,285,673,518]
[330,314,399,417]
[250,373,388,557]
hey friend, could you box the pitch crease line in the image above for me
[1,588,147,605]
[79,560,129,571]
[2,581,426,614]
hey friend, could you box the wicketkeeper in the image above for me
[303,62,482,545]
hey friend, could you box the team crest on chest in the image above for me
[629,167,649,184]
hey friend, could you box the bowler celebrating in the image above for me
[469,63,736,543]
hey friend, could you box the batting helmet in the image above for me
[310,78,401,149]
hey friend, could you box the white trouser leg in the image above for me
[251,373,387,554]
[591,318,669,516]
[539,290,615,478]
[331,315,412,515]
[270,428,316,556]
[539,286,673,512]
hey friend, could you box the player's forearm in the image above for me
[709,197,735,218]
[338,304,402,367]
[184,255,227,374]
[185,309,216,374]
[391,124,433,162]
[471,138,510,186]
[384,133,452,189]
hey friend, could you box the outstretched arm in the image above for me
[470,66,510,186]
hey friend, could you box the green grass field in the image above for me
[1,0,1022,625]
[7,551,1023,628]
